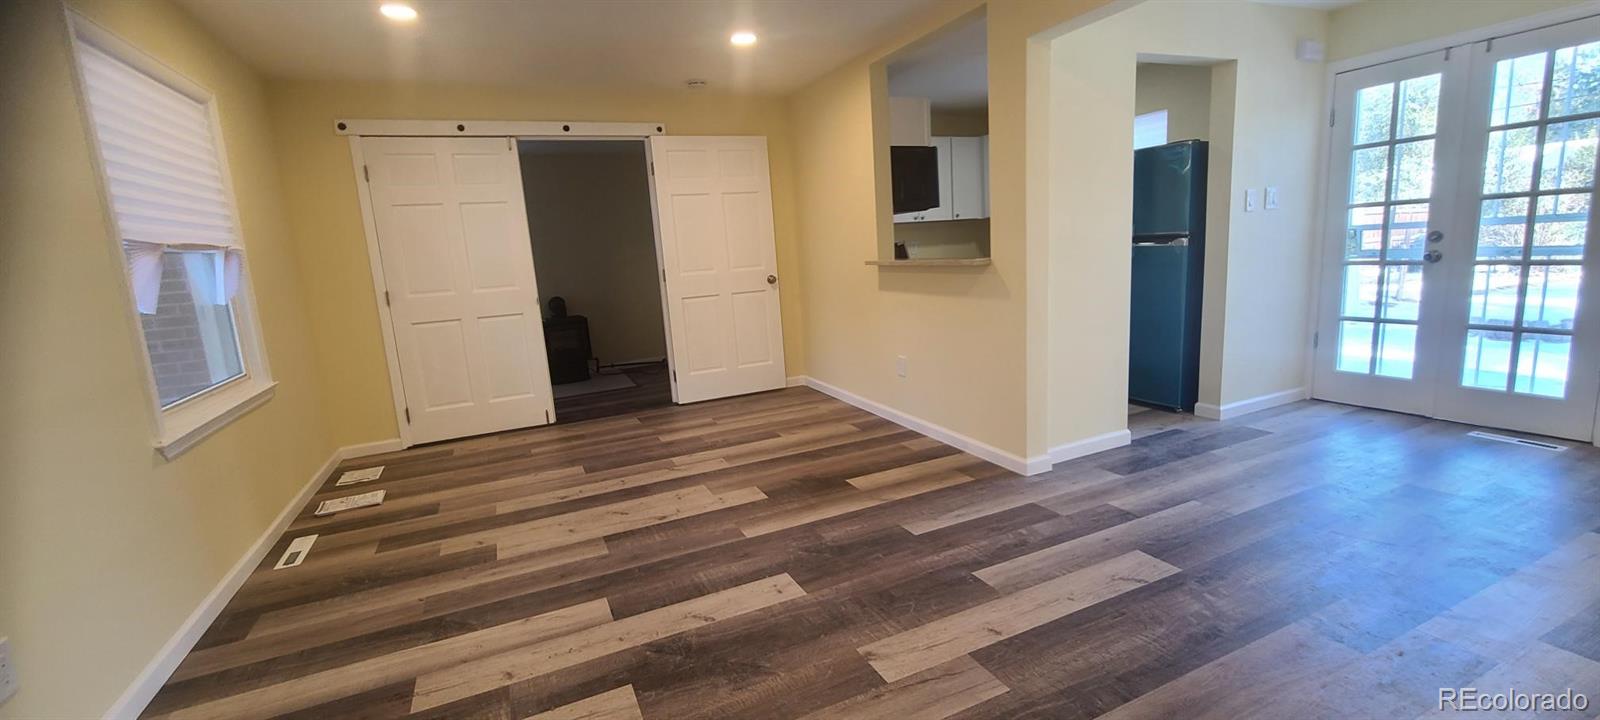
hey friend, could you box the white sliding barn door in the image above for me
[648,136,786,403]
[363,136,554,444]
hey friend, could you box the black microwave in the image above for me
[891,145,939,214]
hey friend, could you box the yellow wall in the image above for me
[266,79,807,448]
[931,108,989,136]
[1135,63,1212,142]
[788,0,1122,462]
[792,2,1015,458]
[1044,1,1328,447]
[521,144,667,365]
[0,0,331,717]
[1328,0,1588,61]
[896,219,992,259]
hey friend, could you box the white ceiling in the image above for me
[886,14,986,111]
[174,0,942,94]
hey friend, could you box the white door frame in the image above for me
[347,121,672,448]
[1308,3,1600,446]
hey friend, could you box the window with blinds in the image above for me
[1133,110,1169,151]
[75,33,254,409]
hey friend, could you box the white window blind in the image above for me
[77,41,242,314]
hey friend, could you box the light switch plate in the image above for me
[1245,188,1259,212]
[314,490,386,516]
[0,636,17,706]
[1265,186,1279,210]
[335,466,384,487]
[896,355,908,378]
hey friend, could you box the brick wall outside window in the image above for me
[138,253,226,405]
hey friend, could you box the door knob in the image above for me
[767,274,777,285]
[1424,249,1443,263]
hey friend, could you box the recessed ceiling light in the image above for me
[379,3,418,21]
[730,31,758,47]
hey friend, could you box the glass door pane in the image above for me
[1462,43,1596,399]
[1334,72,1442,380]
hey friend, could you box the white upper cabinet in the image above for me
[924,137,955,222]
[981,135,991,218]
[949,137,985,220]
[894,135,989,224]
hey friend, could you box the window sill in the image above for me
[865,258,992,267]
[155,380,277,461]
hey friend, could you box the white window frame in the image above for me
[1134,109,1169,150]
[66,12,276,460]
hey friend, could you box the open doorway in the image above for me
[1128,60,1220,422]
[518,139,672,423]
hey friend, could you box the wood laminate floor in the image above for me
[143,389,1600,719]
[553,364,672,425]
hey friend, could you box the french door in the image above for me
[1315,16,1600,442]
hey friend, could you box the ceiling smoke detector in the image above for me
[685,79,709,90]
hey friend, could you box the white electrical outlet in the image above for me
[0,636,18,706]
[895,355,908,378]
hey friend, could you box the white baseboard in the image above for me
[1193,386,1308,421]
[785,375,807,388]
[339,437,406,458]
[1048,429,1132,465]
[796,376,1049,475]
[103,439,398,719]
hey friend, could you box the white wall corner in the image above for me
[102,438,391,719]
[1194,386,1308,421]
[798,376,1044,476]
[1048,429,1132,466]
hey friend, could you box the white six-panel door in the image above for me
[647,136,787,403]
[363,136,555,443]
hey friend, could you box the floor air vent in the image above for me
[274,534,318,570]
[336,465,384,486]
[314,489,386,516]
[1466,430,1567,451]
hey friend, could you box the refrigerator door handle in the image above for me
[1132,234,1190,246]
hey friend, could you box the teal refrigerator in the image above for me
[1129,140,1207,411]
